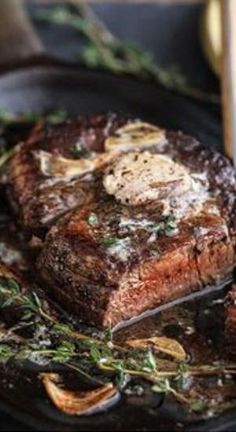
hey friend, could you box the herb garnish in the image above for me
[74,142,92,159]
[0,109,67,126]
[190,399,207,413]
[0,147,18,170]
[87,212,98,227]
[155,214,178,237]
[0,275,236,414]
[100,236,120,247]
[45,110,68,125]
[35,3,220,105]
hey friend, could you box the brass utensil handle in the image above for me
[0,0,43,66]
[221,0,236,163]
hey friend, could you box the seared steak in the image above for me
[7,114,129,236]
[34,117,236,328]
[225,287,236,357]
[38,201,234,328]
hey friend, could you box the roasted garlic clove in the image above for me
[126,336,187,361]
[41,373,119,416]
[105,122,166,153]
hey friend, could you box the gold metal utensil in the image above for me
[202,0,236,163]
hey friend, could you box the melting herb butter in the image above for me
[101,237,132,262]
[103,151,212,219]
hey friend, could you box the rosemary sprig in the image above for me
[35,3,220,105]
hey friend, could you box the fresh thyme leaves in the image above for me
[176,361,189,391]
[0,277,54,324]
[0,110,37,126]
[0,147,17,170]
[0,110,22,125]
[0,344,16,364]
[163,215,178,236]
[103,326,113,344]
[155,215,178,237]
[51,341,76,363]
[0,275,236,414]
[119,215,178,241]
[0,278,20,308]
[45,110,68,125]
[190,399,207,413]
[100,236,120,247]
[52,323,73,335]
[152,378,171,394]
[0,109,68,127]
[0,275,104,346]
[2,277,20,295]
[100,237,132,261]
[35,3,220,105]
[143,349,157,372]
[87,213,98,227]
[125,383,144,397]
[74,143,92,159]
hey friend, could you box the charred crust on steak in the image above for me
[6,114,236,328]
[37,196,234,328]
[6,113,131,235]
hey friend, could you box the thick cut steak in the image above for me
[31,116,236,328]
[38,201,234,328]
[7,114,128,236]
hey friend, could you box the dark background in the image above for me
[0,1,220,430]
[29,1,218,92]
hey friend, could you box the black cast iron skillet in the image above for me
[0,3,235,432]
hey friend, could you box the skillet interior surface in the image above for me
[0,64,235,432]
[0,64,222,150]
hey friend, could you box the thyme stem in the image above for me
[66,362,105,385]
[35,2,220,105]
[0,276,236,413]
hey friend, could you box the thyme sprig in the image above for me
[0,276,236,413]
[0,277,53,323]
[0,109,68,127]
[0,147,17,170]
[154,214,178,237]
[35,3,220,105]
